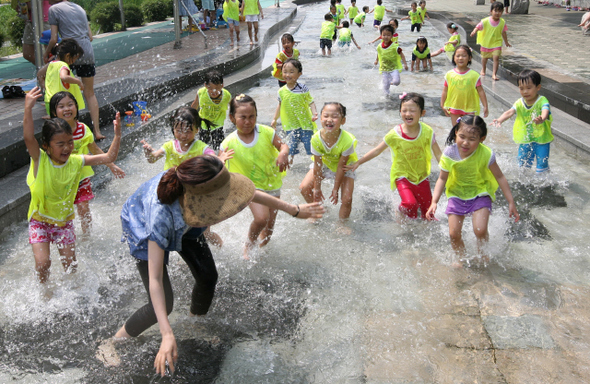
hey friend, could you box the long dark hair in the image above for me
[49,91,79,120]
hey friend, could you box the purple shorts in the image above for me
[445,195,492,216]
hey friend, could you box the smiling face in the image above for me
[205,81,224,99]
[518,79,541,105]
[282,38,294,54]
[455,124,484,159]
[453,47,471,70]
[320,104,346,134]
[54,95,78,127]
[381,29,393,44]
[45,132,74,164]
[173,120,197,146]
[282,62,302,87]
[399,100,425,129]
[230,103,257,137]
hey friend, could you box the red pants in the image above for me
[395,178,432,219]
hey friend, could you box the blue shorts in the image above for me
[338,41,351,47]
[373,19,382,26]
[518,142,550,172]
[286,128,313,156]
[227,18,240,26]
[320,38,333,49]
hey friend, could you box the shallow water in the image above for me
[2,1,590,382]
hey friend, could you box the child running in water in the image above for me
[401,2,423,32]
[240,0,263,45]
[348,0,359,24]
[470,1,511,81]
[300,102,357,222]
[221,94,290,258]
[418,0,430,24]
[223,0,241,47]
[431,22,460,59]
[375,24,408,97]
[49,91,125,236]
[191,70,231,150]
[271,33,300,87]
[320,13,338,55]
[411,36,432,71]
[271,59,318,163]
[493,70,553,173]
[24,87,121,283]
[346,93,442,219]
[354,6,370,27]
[368,18,398,44]
[338,21,362,49]
[426,115,519,265]
[371,0,392,28]
[441,45,489,126]
[335,0,347,24]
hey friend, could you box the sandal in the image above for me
[2,86,13,99]
[11,86,26,98]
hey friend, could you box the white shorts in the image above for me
[257,188,281,197]
[309,163,356,180]
[245,14,259,23]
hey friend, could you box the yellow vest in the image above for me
[72,122,95,180]
[162,139,209,170]
[278,85,316,131]
[377,42,402,73]
[443,69,481,115]
[339,27,352,42]
[27,150,85,226]
[311,129,358,172]
[384,123,434,188]
[197,87,231,130]
[476,17,505,49]
[412,46,431,59]
[353,12,366,24]
[223,0,239,21]
[320,21,336,39]
[409,10,421,24]
[348,6,358,19]
[445,33,460,52]
[243,0,259,15]
[374,5,385,21]
[418,7,427,20]
[44,60,85,112]
[222,125,285,191]
[336,4,346,19]
[271,48,300,81]
[512,96,554,144]
[440,143,499,201]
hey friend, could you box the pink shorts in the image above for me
[74,178,94,204]
[29,219,76,245]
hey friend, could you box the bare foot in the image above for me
[250,40,254,46]
[230,41,234,47]
[480,70,486,77]
[243,242,255,260]
[258,228,272,247]
[336,224,352,235]
[492,75,500,81]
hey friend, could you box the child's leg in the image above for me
[396,179,419,218]
[229,24,235,45]
[471,208,490,260]
[235,23,241,42]
[259,204,279,247]
[300,169,316,203]
[76,201,92,235]
[204,226,223,247]
[492,54,500,80]
[339,177,354,219]
[245,202,271,258]
[448,214,466,260]
[480,57,488,76]
[253,21,259,42]
[534,142,551,173]
[381,72,392,95]
[415,179,433,219]
[57,242,77,274]
[32,242,52,283]
[517,143,535,169]
[391,70,400,86]
[411,59,416,71]
[247,21,254,43]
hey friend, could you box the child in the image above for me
[23,87,121,283]
[336,0,347,24]
[49,91,125,236]
[240,0,263,45]
[191,70,232,150]
[43,38,85,120]
[431,22,460,58]
[221,94,290,258]
[346,93,442,219]
[338,21,362,49]
[440,45,489,126]
[222,0,241,46]
[348,0,359,25]
[493,70,553,173]
[470,1,511,81]
[374,24,408,97]
[372,0,392,28]
[320,13,337,55]
[141,106,217,170]
[272,33,300,87]
[411,36,432,71]
[400,2,423,32]
[271,59,318,162]
[418,0,430,24]
[368,18,399,44]
[354,6,370,27]
[329,4,340,42]
[300,102,357,221]
[426,115,519,264]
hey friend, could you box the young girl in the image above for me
[272,33,300,87]
[221,94,290,258]
[440,45,489,126]
[346,93,442,219]
[426,115,519,264]
[24,87,121,283]
[240,0,263,45]
[431,22,460,58]
[43,38,85,119]
[374,24,408,97]
[400,2,423,32]
[411,36,432,71]
[300,102,357,222]
[49,91,125,236]
[348,0,359,24]
[223,0,240,46]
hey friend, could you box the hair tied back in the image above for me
[399,92,408,100]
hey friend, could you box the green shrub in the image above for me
[90,2,120,33]
[0,31,4,50]
[142,0,173,22]
[124,5,144,27]
[7,16,25,48]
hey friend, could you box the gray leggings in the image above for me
[124,235,218,337]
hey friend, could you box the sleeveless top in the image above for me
[339,27,352,42]
[27,150,85,226]
[444,69,481,115]
[243,0,259,15]
[512,96,553,144]
[476,17,505,49]
[72,122,95,180]
[348,6,359,19]
[413,46,431,59]
[162,139,209,170]
[311,130,358,172]
[44,60,85,111]
[408,9,422,24]
[384,123,434,188]
[320,21,336,39]
[377,42,402,73]
[223,0,240,21]
[222,124,285,191]
[445,33,460,52]
[440,143,499,201]
[278,84,316,131]
[354,12,366,24]
[272,48,300,81]
[374,5,385,21]
[197,87,231,130]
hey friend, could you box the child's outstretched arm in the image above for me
[330,155,350,205]
[88,141,126,178]
[368,35,381,44]
[85,113,122,166]
[469,25,480,37]
[426,170,448,220]
[272,134,290,172]
[37,64,48,90]
[533,108,550,125]
[344,141,388,172]
[251,191,325,219]
[271,102,281,129]
[23,87,43,167]
[60,67,84,91]
[476,85,489,118]
[400,51,408,70]
[400,15,409,21]
[140,140,165,163]
[492,108,516,127]
[190,93,200,110]
[352,35,361,49]
[489,162,519,222]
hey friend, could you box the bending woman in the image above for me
[107,155,324,376]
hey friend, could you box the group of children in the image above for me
[23,0,553,282]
